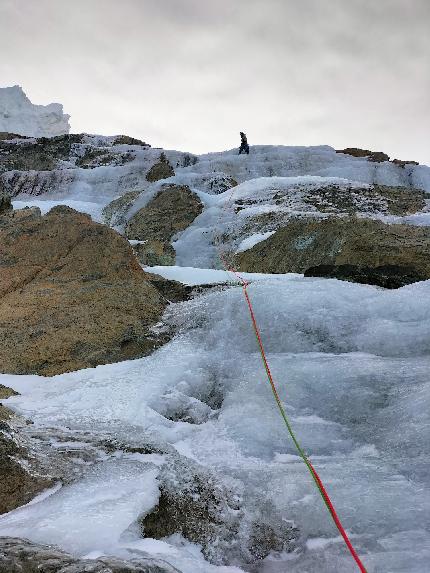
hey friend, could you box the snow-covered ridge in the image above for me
[0,85,70,137]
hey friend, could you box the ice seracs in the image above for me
[0,85,70,137]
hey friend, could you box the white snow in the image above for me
[236,232,276,253]
[12,198,107,221]
[0,85,70,137]
[145,265,302,286]
[1,276,430,572]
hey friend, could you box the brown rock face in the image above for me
[336,148,390,162]
[0,206,167,375]
[146,153,175,182]
[132,240,176,266]
[126,185,203,242]
[0,192,11,214]
[235,217,430,288]
[392,158,420,168]
[0,400,52,515]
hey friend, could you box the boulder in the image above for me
[0,385,18,400]
[0,537,181,572]
[146,153,175,182]
[125,184,203,242]
[132,240,176,266]
[207,174,238,194]
[140,457,297,565]
[235,217,430,288]
[0,206,168,375]
[102,190,142,227]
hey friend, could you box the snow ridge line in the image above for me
[214,180,368,572]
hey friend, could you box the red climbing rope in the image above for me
[215,193,368,572]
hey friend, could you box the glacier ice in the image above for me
[0,85,70,137]
[1,275,430,572]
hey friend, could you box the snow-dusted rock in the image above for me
[125,185,203,242]
[0,537,181,572]
[235,216,430,287]
[0,86,70,138]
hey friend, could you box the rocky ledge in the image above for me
[235,217,430,288]
[0,537,181,573]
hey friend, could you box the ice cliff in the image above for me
[0,85,70,137]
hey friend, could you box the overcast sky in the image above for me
[1,0,429,163]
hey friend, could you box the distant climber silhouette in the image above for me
[238,132,250,155]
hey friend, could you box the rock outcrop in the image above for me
[336,147,390,163]
[299,184,427,216]
[125,185,203,242]
[146,153,175,182]
[235,217,430,288]
[0,134,84,174]
[0,395,52,515]
[132,240,176,266]
[0,537,181,573]
[392,158,420,168]
[140,457,297,565]
[0,206,168,375]
[102,190,142,227]
[0,132,28,141]
[0,192,11,215]
[113,134,149,147]
[336,147,421,169]
[207,174,238,194]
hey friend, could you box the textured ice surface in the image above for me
[145,265,301,285]
[1,275,429,572]
[0,85,70,137]
[11,145,430,227]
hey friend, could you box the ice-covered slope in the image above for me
[1,134,430,570]
[1,275,430,572]
[181,145,430,192]
[0,85,70,137]
[4,142,430,203]
[6,143,430,235]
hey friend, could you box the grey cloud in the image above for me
[0,0,429,162]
